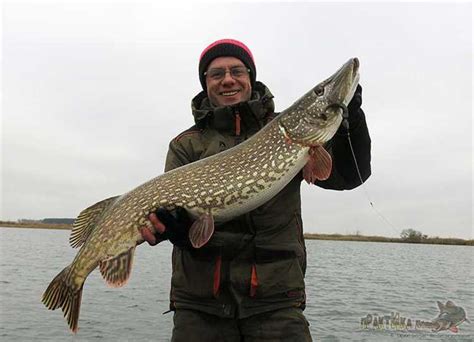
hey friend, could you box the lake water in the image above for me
[1,227,473,341]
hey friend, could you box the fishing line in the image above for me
[343,117,402,236]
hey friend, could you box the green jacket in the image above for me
[164,82,371,318]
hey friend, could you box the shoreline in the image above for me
[304,233,473,246]
[1,222,472,246]
[0,222,71,230]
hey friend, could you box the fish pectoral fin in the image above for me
[302,146,332,183]
[449,326,459,333]
[70,195,120,248]
[99,247,136,288]
[188,211,215,248]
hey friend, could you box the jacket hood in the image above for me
[190,81,275,131]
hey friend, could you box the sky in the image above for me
[1,1,472,239]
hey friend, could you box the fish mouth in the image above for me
[346,58,360,102]
[353,57,360,72]
[278,58,358,146]
[331,58,360,105]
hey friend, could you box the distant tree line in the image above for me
[42,218,75,224]
[400,229,428,243]
[18,218,74,224]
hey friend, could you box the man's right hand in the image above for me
[139,207,193,247]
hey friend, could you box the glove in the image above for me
[140,207,193,247]
[348,84,362,114]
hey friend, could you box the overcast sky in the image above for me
[1,2,472,239]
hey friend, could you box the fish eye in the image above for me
[314,86,324,96]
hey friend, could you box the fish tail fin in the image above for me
[42,265,84,334]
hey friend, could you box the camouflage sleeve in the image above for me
[315,107,371,190]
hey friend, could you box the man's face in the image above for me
[205,57,252,107]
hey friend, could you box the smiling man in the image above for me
[199,40,254,107]
[204,56,252,106]
[142,39,372,341]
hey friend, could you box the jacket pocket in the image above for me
[171,248,219,299]
[253,257,305,298]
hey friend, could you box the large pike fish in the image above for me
[42,58,360,332]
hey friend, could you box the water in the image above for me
[1,228,473,341]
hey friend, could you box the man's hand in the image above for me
[140,207,193,247]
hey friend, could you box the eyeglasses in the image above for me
[204,66,250,81]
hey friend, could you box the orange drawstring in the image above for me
[213,255,222,297]
[235,113,241,136]
[250,264,258,297]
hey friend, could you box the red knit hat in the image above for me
[199,39,256,91]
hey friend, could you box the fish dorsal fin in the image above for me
[188,211,215,248]
[99,247,135,288]
[302,146,332,183]
[70,195,120,248]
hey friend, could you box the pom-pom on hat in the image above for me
[199,39,256,91]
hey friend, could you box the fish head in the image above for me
[278,58,360,146]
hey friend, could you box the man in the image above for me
[141,39,371,341]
